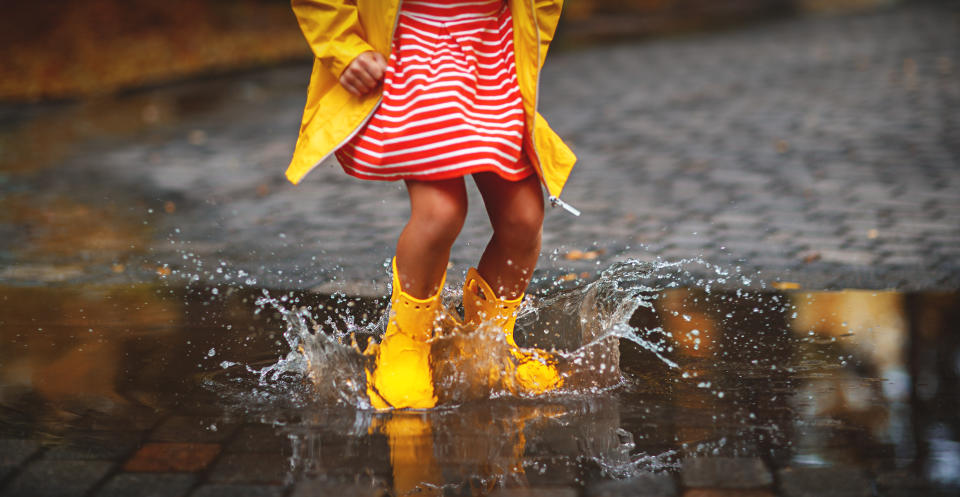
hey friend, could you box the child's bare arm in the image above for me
[340,51,387,97]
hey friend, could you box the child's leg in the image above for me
[472,172,545,300]
[395,178,468,298]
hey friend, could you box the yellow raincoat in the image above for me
[286,0,578,205]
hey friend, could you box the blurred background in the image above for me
[1,0,901,102]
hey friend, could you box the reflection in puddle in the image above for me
[0,193,153,283]
[0,261,958,495]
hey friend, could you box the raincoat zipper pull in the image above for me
[549,196,581,217]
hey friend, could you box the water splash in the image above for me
[148,246,950,492]
[235,257,755,409]
[250,289,374,408]
[162,239,792,412]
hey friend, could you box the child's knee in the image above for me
[413,197,467,245]
[494,207,543,249]
[432,205,467,242]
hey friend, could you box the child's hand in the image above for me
[340,51,387,97]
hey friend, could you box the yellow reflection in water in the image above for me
[0,193,152,282]
[660,289,717,359]
[0,285,179,425]
[788,291,909,464]
[792,291,907,381]
[374,414,442,497]
[366,404,569,496]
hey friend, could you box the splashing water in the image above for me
[227,256,756,410]
[161,237,800,417]
[86,240,956,493]
[6,227,946,493]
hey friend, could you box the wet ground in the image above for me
[1,273,958,496]
[1,1,958,292]
[2,1,960,496]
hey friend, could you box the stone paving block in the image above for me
[682,490,775,497]
[710,213,761,228]
[124,442,221,472]
[207,452,290,484]
[672,221,716,234]
[523,459,579,487]
[875,469,947,497]
[224,424,290,454]
[777,224,844,238]
[874,198,930,209]
[149,416,237,443]
[813,249,877,266]
[680,457,773,489]
[585,473,677,497]
[878,243,924,257]
[93,472,196,497]
[44,432,142,461]
[190,483,287,497]
[744,256,803,270]
[489,488,579,497]
[712,226,766,240]
[880,255,926,267]
[2,458,114,497]
[762,212,812,226]
[660,248,706,261]
[778,467,872,497]
[735,242,792,258]
[289,479,387,497]
[712,240,763,254]
[929,234,960,246]
[0,439,40,480]
[888,220,958,234]
[661,236,712,250]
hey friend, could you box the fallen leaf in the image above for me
[564,249,605,260]
[564,250,584,260]
[772,281,800,290]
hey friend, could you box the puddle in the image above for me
[1,259,957,495]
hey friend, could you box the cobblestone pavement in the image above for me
[1,432,947,497]
[2,1,958,293]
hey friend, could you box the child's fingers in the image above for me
[355,53,386,88]
[352,63,380,90]
[367,52,388,81]
[340,51,384,96]
[340,78,361,97]
[340,69,370,96]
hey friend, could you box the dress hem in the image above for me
[339,162,535,183]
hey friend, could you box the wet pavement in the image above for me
[2,1,960,496]
[1,281,958,496]
[0,1,958,293]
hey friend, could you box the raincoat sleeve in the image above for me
[291,0,375,79]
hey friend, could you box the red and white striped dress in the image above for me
[335,0,533,182]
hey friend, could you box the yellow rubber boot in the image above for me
[365,258,442,410]
[463,268,562,395]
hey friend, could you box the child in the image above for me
[288,0,577,409]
